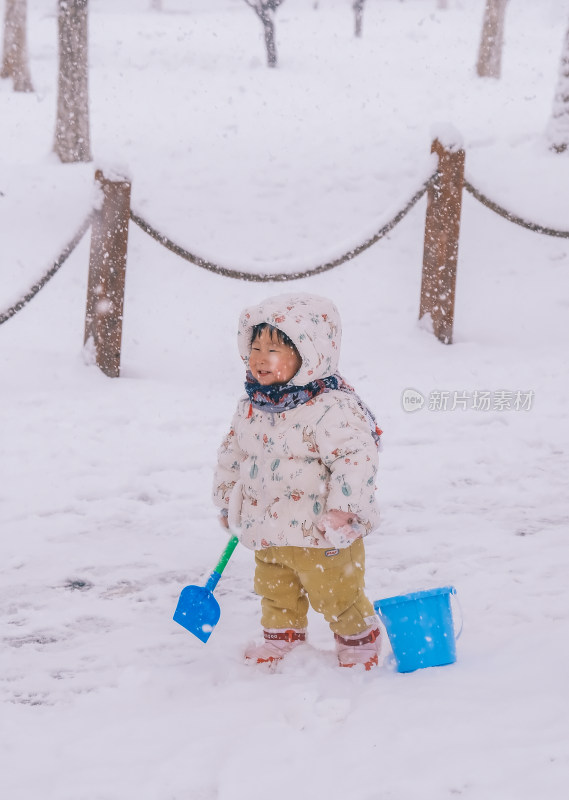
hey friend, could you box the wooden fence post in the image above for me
[84,170,131,377]
[420,137,465,344]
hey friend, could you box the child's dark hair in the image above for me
[250,323,299,354]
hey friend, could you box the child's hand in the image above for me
[219,513,229,530]
[321,509,357,530]
[318,509,364,548]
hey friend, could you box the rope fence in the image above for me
[2,136,569,374]
[464,178,569,239]
[130,173,436,282]
[0,213,93,327]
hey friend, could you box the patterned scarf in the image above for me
[245,370,382,448]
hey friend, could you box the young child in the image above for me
[213,293,382,669]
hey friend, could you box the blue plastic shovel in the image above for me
[173,535,239,643]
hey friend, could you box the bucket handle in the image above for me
[450,587,463,640]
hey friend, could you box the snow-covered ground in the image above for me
[1,1,569,798]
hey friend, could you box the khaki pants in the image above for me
[254,539,375,637]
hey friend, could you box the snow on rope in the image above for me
[464,177,569,238]
[0,213,93,326]
[4,168,567,330]
[129,173,437,282]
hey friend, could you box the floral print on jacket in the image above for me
[213,293,380,551]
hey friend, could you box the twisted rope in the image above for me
[0,213,93,326]
[464,178,569,239]
[130,173,436,282]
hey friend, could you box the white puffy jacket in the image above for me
[213,293,380,550]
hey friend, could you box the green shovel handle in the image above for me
[214,534,239,576]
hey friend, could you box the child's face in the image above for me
[249,328,302,386]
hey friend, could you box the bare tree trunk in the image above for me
[353,0,365,38]
[476,0,508,79]
[245,1,282,68]
[546,22,569,154]
[54,0,91,163]
[262,10,277,67]
[1,0,33,92]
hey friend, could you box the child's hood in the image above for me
[238,293,342,385]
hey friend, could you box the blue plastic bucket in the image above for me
[373,586,461,673]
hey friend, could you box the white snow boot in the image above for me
[244,628,307,665]
[334,626,381,670]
